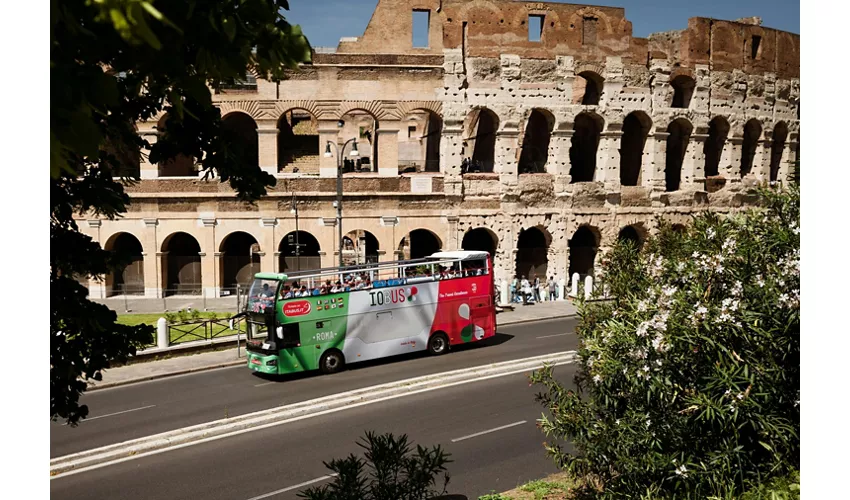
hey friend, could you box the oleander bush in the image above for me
[531,184,800,499]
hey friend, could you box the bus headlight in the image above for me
[266,359,278,366]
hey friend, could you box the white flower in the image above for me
[722,237,737,251]
[655,359,663,367]
[706,227,716,239]
[593,374,603,384]
[616,419,621,425]
[642,365,650,373]
[756,275,765,288]
[716,264,725,274]
[730,281,743,296]
[695,304,708,317]
[662,285,678,297]
[676,262,686,272]
[724,389,732,397]
[636,322,650,337]
[637,300,648,312]
[675,464,688,477]
[736,393,745,400]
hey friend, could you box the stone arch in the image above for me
[217,100,264,122]
[222,111,259,168]
[518,109,555,174]
[665,118,693,192]
[104,232,144,296]
[670,75,696,109]
[463,108,499,173]
[568,225,599,278]
[740,118,763,178]
[161,232,202,296]
[219,231,260,295]
[342,229,380,265]
[156,114,196,177]
[570,112,604,183]
[400,108,443,173]
[770,121,789,182]
[279,231,321,273]
[336,101,388,120]
[573,71,604,105]
[337,107,379,173]
[620,111,652,186]
[277,108,319,173]
[617,225,644,250]
[398,229,442,260]
[395,101,443,118]
[515,226,551,281]
[461,227,498,258]
[274,101,323,120]
[704,116,731,178]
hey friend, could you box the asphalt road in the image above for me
[50,365,578,500]
[51,317,578,458]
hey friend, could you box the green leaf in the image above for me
[223,16,236,42]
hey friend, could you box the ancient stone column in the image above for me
[260,217,277,275]
[597,130,623,189]
[441,118,464,197]
[317,120,340,178]
[139,129,159,179]
[142,218,160,298]
[377,120,401,177]
[686,133,709,189]
[648,131,669,192]
[256,124,279,176]
[550,129,573,194]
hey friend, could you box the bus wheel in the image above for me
[319,350,345,374]
[428,333,449,356]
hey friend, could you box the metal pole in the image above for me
[293,192,300,271]
[336,144,344,268]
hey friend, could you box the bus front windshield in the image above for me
[247,279,280,313]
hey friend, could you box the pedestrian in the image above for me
[533,275,541,303]
[520,275,531,305]
[548,276,557,301]
[510,275,518,303]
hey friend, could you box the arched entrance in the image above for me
[462,228,498,258]
[279,231,321,272]
[704,116,730,178]
[156,114,196,177]
[342,230,380,266]
[770,122,788,182]
[222,112,259,168]
[518,109,554,174]
[740,119,762,178]
[617,226,642,250]
[162,232,202,296]
[464,108,498,173]
[277,109,319,173]
[568,226,598,278]
[573,71,603,105]
[105,233,144,296]
[400,110,442,173]
[515,227,549,280]
[399,229,442,260]
[219,232,260,296]
[570,113,603,183]
[670,75,696,109]
[620,111,651,186]
[666,118,693,192]
[338,110,378,173]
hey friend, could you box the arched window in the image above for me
[222,112,259,168]
[620,112,651,186]
[464,108,498,173]
[670,75,696,109]
[161,232,202,296]
[219,232,260,295]
[665,118,693,192]
[770,122,788,182]
[277,109,319,174]
[515,227,550,280]
[279,231,321,272]
[570,113,603,183]
[462,228,498,258]
[518,109,554,174]
[568,226,598,277]
[704,117,730,178]
[740,119,762,178]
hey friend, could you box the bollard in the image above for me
[558,279,566,301]
[157,317,168,349]
[570,273,579,297]
[584,276,593,300]
[500,279,509,306]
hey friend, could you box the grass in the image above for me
[116,311,241,346]
[479,472,575,500]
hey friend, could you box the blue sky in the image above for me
[284,0,799,49]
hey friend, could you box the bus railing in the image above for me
[279,256,488,287]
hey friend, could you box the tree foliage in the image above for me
[51,0,311,424]
[298,432,452,500]
[531,185,800,498]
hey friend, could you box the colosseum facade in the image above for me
[80,0,800,301]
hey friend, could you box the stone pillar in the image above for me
[496,130,519,198]
[257,125,279,176]
[442,118,464,197]
[726,136,744,182]
[140,130,159,179]
[377,120,401,177]
[260,217,277,274]
[782,137,799,183]
[317,121,339,178]
[686,133,709,188]
[551,129,573,194]
[199,214,217,298]
[597,130,622,188]
[142,218,160,298]
[755,138,772,182]
[648,132,669,191]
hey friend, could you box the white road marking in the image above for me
[245,473,338,500]
[63,405,156,425]
[450,420,527,443]
[253,382,276,387]
[536,333,570,339]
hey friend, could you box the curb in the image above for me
[87,313,577,391]
[53,351,577,478]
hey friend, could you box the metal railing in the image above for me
[166,315,249,346]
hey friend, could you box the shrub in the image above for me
[208,312,218,321]
[176,309,189,323]
[530,185,799,499]
[163,312,177,324]
[298,431,452,500]
[190,308,201,320]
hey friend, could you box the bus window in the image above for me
[464,257,488,276]
[247,279,279,313]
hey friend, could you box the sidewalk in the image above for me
[88,299,578,390]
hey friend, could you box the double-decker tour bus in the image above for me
[242,251,496,375]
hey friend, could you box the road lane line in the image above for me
[63,405,156,425]
[536,333,570,339]
[253,382,276,387]
[245,473,338,500]
[451,420,527,443]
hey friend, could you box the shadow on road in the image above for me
[251,332,516,383]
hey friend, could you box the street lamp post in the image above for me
[324,138,359,268]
